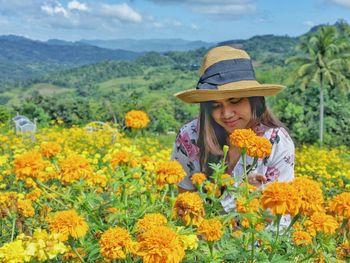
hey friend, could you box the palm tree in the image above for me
[286,25,350,144]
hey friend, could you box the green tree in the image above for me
[286,25,350,144]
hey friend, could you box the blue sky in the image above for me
[0,0,349,42]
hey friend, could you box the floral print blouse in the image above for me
[171,118,295,191]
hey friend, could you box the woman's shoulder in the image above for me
[256,124,294,147]
[177,118,199,139]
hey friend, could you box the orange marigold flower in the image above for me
[197,218,223,242]
[110,150,138,168]
[291,177,324,216]
[229,129,257,149]
[336,242,350,260]
[204,182,221,197]
[246,136,272,159]
[329,192,350,219]
[17,199,35,218]
[14,150,46,181]
[155,160,186,187]
[292,231,312,246]
[137,226,185,263]
[59,155,93,185]
[173,192,205,226]
[220,173,234,187]
[191,172,207,186]
[236,197,260,213]
[125,110,150,129]
[40,142,61,158]
[25,188,42,201]
[136,213,168,237]
[99,226,133,260]
[47,210,89,241]
[304,212,338,236]
[260,182,301,216]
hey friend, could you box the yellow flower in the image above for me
[220,173,234,187]
[179,234,198,250]
[236,197,260,213]
[0,240,31,262]
[137,226,185,263]
[229,129,257,149]
[173,192,205,226]
[197,218,223,242]
[17,199,35,218]
[155,160,186,187]
[204,182,221,197]
[136,213,168,236]
[260,182,301,216]
[336,242,350,260]
[329,192,350,219]
[246,136,272,159]
[14,150,47,181]
[47,210,89,241]
[110,150,138,168]
[40,142,61,158]
[59,155,93,184]
[125,110,150,129]
[191,172,207,186]
[99,226,133,260]
[304,212,338,236]
[25,188,42,201]
[291,177,324,216]
[292,231,312,246]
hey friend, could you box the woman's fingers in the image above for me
[248,173,267,186]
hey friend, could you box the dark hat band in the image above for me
[196,58,256,90]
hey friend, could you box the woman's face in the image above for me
[211,97,252,133]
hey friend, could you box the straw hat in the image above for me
[175,45,285,103]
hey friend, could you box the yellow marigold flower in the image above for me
[236,197,260,213]
[136,213,168,236]
[232,230,242,238]
[229,129,257,149]
[47,210,89,241]
[40,142,61,158]
[125,110,150,129]
[240,217,250,228]
[137,226,185,263]
[173,192,205,226]
[86,172,108,187]
[304,212,338,236]
[17,199,35,218]
[292,231,312,246]
[329,192,350,219]
[26,188,42,201]
[204,182,221,197]
[246,136,272,159]
[14,150,46,181]
[0,240,31,262]
[59,155,93,184]
[260,182,301,216]
[191,172,207,185]
[155,160,186,187]
[179,234,198,250]
[220,173,234,187]
[197,218,223,242]
[336,242,350,260]
[111,150,133,168]
[99,226,133,260]
[291,177,324,216]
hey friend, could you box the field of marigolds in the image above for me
[1,110,350,262]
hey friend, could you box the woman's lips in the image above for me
[223,119,239,127]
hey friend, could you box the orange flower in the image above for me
[336,242,350,260]
[137,226,185,263]
[292,231,312,246]
[40,142,61,158]
[291,177,324,216]
[260,182,301,216]
[229,129,256,149]
[304,212,338,236]
[17,199,35,218]
[204,182,221,197]
[47,210,89,241]
[59,155,93,184]
[191,172,207,186]
[329,192,350,219]
[197,218,223,242]
[125,110,150,129]
[136,213,168,237]
[110,150,138,168]
[220,173,234,187]
[14,150,47,181]
[99,227,133,260]
[155,160,186,187]
[246,136,272,159]
[173,192,205,226]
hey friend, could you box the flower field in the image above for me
[0,118,350,262]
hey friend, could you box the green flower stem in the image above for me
[283,213,301,235]
[68,238,85,263]
[34,179,68,208]
[251,232,255,261]
[161,184,169,204]
[207,241,214,258]
[241,149,249,198]
[10,214,16,241]
[269,215,282,261]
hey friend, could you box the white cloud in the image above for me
[99,3,142,23]
[304,20,315,28]
[68,0,88,12]
[41,2,68,17]
[330,0,350,8]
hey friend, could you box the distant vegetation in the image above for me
[0,20,349,146]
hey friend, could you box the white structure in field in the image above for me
[85,121,118,143]
[12,114,37,139]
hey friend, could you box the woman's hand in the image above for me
[248,173,267,187]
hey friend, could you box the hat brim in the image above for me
[175,80,285,103]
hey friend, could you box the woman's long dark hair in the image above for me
[197,96,285,175]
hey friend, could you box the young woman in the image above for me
[171,45,295,193]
